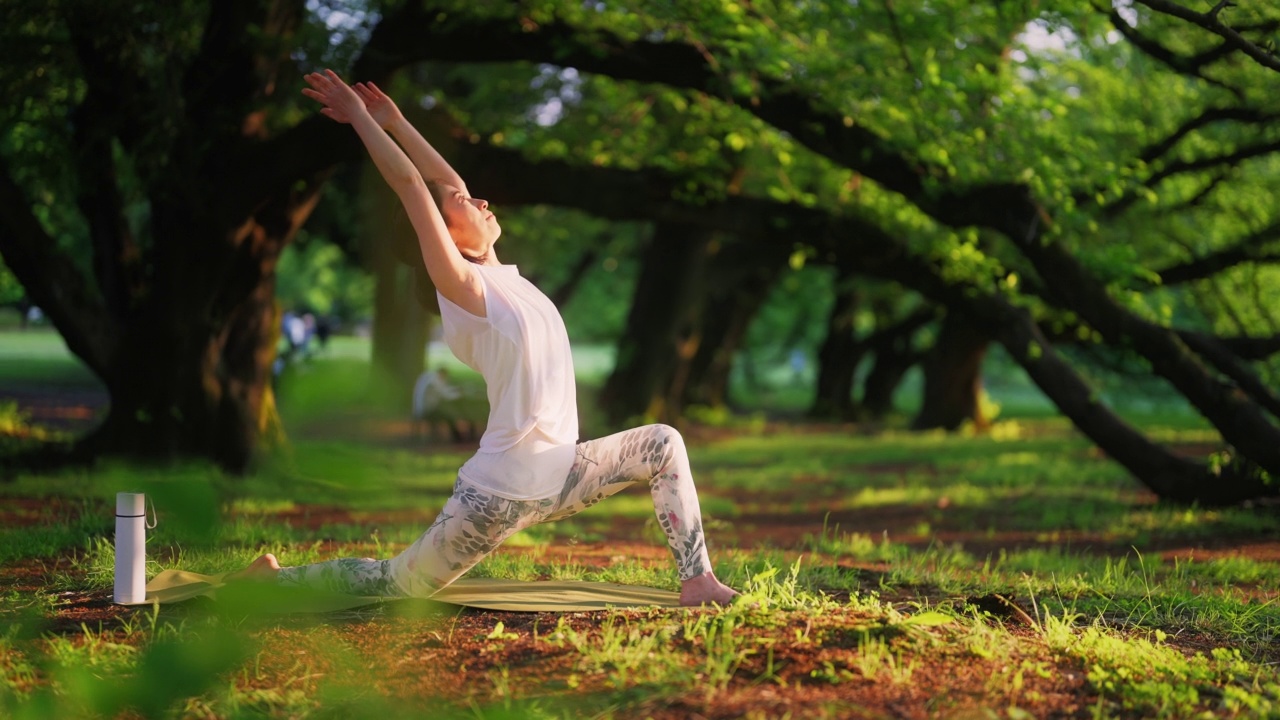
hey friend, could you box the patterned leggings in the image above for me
[275,424,713,597]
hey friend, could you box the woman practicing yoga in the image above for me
[238,70,738,606]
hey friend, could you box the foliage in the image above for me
[3,0,1280,484]
[275,235,373,321]
[0,258,22,308]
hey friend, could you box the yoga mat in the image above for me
[119,569,682,613]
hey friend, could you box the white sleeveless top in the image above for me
[437,264,578,499]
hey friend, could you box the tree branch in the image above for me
[293,96,1271,501]
[223,0,438,220]
[1146,137,1280,187]
[1146,218,1280,287]
[0,156,116,377]
[61,5,151,154]
[1138,107,1277,166]
[1179,329,1280,420]
[276,8,1280,481]
[381,5,945,206]
[1134,0,1280,73]
[855,229,1276,504]
[1106,7,1244,92]
[1219,333,1280,360]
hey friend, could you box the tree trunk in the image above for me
[681,239,788,410]
[913,311,991,431]
[862,345,918,419]
[85,295,274,470]
[684,284,771,409]
[599,222,714,424]
[859,305,935,418]
[74,199,298,473]
[809,268,861,420]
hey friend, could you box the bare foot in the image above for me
[679,571,740,607]
[227,553,281,583]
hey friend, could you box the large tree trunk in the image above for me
[599,222,714,424]
[0,0,338,473]
[809,266,861,420]
[913,311,991,431]
[71,184,312,472]
[83,273,279,470]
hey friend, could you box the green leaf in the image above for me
[900,611,953,627]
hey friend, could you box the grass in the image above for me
[3,334,1279,717]
[0,329,99,389]
[2,417,1269,712]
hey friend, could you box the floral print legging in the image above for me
[275,424,713,597]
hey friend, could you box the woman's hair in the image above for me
[426,180,487,265]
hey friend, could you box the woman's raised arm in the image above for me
[302,71,484,316]
[354,81,470,197]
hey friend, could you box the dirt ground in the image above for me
[3,389,1276,718]
[0,551,1099,719]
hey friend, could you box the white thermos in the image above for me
[113,492,148,604]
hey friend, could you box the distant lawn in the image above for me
[0,327,1207,435]
[0,329,100,389]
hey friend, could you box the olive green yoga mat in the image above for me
[120,569,681,613]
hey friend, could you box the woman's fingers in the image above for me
[324,68,350,89]
[302,71,366,121]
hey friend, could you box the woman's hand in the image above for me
[354,81,404,130]
[301,69,368,125]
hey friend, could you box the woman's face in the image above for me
[436,183,501,259]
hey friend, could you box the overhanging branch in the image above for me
[1134,0,1280,73]
[226,0,438,218]
[268,7,1280,479]
[1138,107,1278,166]
[0,156,116,377]
[1144,218,1280,287]
[292,96,1273,501]
[1146,137,1280,187]
[1107,7,1244,91]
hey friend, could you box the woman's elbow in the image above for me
[390,169,426,194]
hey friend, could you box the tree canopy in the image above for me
[2,0,1278,503]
